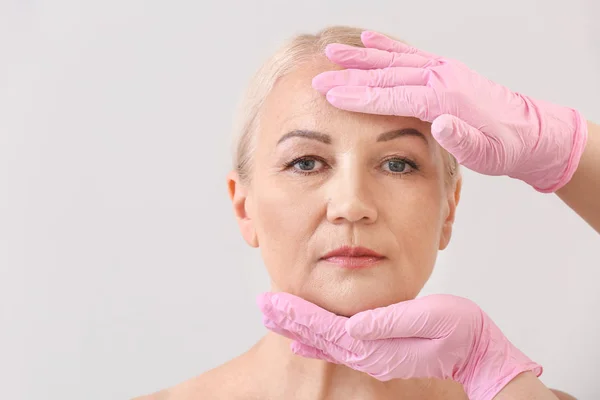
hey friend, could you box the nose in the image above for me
[326,165,378,224]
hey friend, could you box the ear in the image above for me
[227,170,259,248]
[439,175,462,250]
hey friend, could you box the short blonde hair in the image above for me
[232,25,459,184]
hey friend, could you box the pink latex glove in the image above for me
[312,31,588,193]
[257,292,542,400]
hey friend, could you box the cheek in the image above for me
[249,178,323,288]
[385,184,446,262]
[252,182,321,239]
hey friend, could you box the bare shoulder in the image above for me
[550,389,577,400]
[132,353,260,400]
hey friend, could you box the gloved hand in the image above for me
[312,31,588,193]
[257,292,542,400]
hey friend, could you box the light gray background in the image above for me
[1,1,598,399]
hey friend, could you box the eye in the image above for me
[286,156,326,174]
[381,158,417,174]
[295,159,318,171]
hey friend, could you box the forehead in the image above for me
[259,59,433,141]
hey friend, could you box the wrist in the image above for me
[459,317,543,400]
[510,97,588,193]
[531,104,588,193]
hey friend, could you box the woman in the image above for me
[136,26,596,399]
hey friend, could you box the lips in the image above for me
[322,246,384,259]
[320,246,385,269]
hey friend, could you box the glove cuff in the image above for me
[510,96,588,193]
[532,108,588,193]
[461,315,543,400]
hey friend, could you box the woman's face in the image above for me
[229,60,461,317]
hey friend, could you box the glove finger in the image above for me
[290,341,341,364]
[360,30,440,60]
[346,294,467,340]
[263,316,306,342]
[266,314,355,361]
[263,313,322,348]
[312,67,429,95]
[324,43,440,69]
[431,114,494,170]
[267,293,345,343]
[325,86,438,122]
[267,292,363,354]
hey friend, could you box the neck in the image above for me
[248,331,460,400]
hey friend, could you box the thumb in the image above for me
[431,114,486,166]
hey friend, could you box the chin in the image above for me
[303,286,420,318]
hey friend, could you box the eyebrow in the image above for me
[276,128,428,145]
